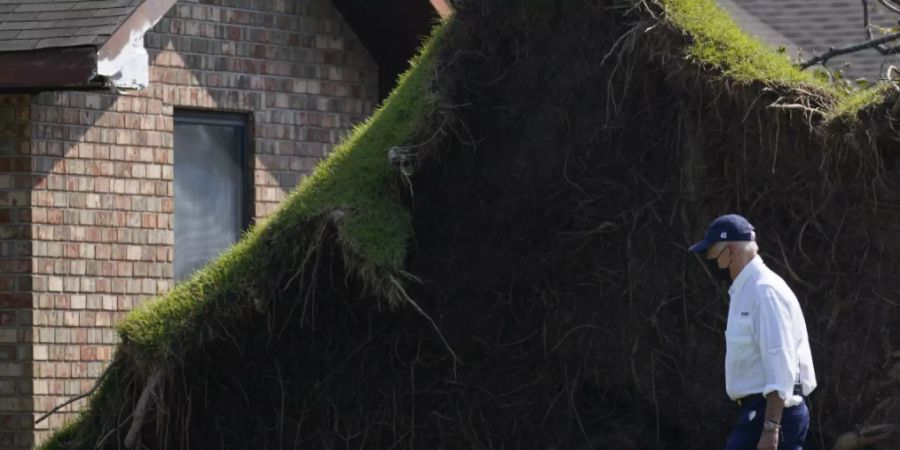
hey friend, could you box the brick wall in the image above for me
[26,0,377,446]
[150,0,378,219]
[29,92,167,441]
[0,95,34,450]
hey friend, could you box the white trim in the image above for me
[96,0,177,90]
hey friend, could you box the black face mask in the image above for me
[705,247,732,283]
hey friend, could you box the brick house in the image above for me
[718,0,900,79]
[0,0,447,448]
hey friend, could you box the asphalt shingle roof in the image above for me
[720,0,900,80]
[0,0,142,52]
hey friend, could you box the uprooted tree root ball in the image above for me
[43,1,900,449]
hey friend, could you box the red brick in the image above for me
[79,346,97,361]
[141,214,157,229]
[64,244,79,258]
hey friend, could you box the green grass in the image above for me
[39,20,447,447]
[825,83,894,123]
[40,21,448,450]
[663,0,830,88]
[118,22,446,359]
[663,0,898,124]
[41,1,900,445]
[39,417,83,449]
[70,0,898,371]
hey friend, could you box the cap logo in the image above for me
[720,232,727,239]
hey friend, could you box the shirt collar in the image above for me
[728,255,764,296]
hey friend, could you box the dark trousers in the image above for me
[725,394,809,450]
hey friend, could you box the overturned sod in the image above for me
[42,0,900,448]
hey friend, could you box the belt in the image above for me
[735,384,803,406]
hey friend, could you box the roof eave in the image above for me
[0,46,102,93]
[0,0,177,93]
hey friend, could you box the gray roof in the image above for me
[0,0,142,53]
[719,0,900,80]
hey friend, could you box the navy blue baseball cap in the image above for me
[689,214,756,253]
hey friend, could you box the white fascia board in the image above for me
[97,27,153,89]
[96,0,177,90]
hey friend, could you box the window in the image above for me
[173,111,249,281]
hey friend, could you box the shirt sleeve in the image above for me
[753,285,798,401]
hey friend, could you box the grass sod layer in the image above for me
[664,0,825,87]
[118,22,445,360]
[43,0,900,448]
[40,20,447,450]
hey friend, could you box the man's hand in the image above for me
[759,392,785,450]
[757,429,778,450]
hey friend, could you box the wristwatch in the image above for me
[763,420,781,433]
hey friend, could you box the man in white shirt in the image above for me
[690,214,817,450]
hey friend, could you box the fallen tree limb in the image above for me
[799,0,900,69]
[800,31,900,69]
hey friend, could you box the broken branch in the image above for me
[799,0,900,69]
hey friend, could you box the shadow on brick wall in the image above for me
[29,90,172,445]
[0,94,34,450]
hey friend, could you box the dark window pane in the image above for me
[174,113,246,281]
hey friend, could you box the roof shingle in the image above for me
[0,0,142,52]
[720,0,900,80]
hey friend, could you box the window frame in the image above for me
[172,109,253,280]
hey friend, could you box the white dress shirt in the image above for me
[725,256,816,407]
